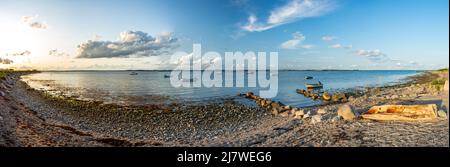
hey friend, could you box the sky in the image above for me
[0,0,448,70]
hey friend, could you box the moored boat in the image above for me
[305,81,323,89]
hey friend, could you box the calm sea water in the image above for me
[21,70,417,107]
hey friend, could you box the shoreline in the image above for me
[1,70,449,147]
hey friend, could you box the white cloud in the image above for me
[280,32,313,49]
[354,49,384,57]
[329,44,352,49]
[22,15,48,29]
[76,31,178,58]
[0,58,14,64]
[354,49,390,62]
[322,35,337,41]
[241,0,336,32]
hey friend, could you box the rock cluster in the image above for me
[243,92,305,118]
[296,89,349,103]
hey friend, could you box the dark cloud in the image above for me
[49,49,70,57]
[76,31,178,58]
[0,58,14,64]
[8,50,31,56]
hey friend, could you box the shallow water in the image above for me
[21,70,417,107]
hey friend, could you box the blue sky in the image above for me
[0,0,448,70]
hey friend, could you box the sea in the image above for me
[21,70,418,107]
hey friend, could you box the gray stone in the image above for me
[0,91,5,97]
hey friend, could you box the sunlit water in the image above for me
[21,70,417,107]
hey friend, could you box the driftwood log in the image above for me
[362,104,438,121]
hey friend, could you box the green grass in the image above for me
[437,68,448,73]
[431,79,446,86]
[0,70,8,79]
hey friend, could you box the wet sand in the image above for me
[1,71,448,147]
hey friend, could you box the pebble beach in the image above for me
[1,70,448,147]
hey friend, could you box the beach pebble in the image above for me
[292,110,305,119]
[303,111,311,119]
[311,115,322,124]
[279,112,289,117]
[0,91,5,97]
[390,95,399,99]
[317,108,327,114]
[293,109,304,116]
[331,116,342,122]
[337,104,357,120]
[283,105,291,110]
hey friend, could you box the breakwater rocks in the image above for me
[296,89,352,103]
[241,92,315,120]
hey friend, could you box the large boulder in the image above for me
[337,104,357,120]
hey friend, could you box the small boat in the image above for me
[129,72,138,75]
[164,74,171,78]
[305,81,323,89]
[305,76,313,80]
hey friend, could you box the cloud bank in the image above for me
[241,0,336,32]
[76,31,178,58]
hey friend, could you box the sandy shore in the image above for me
[1,71,448,147]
